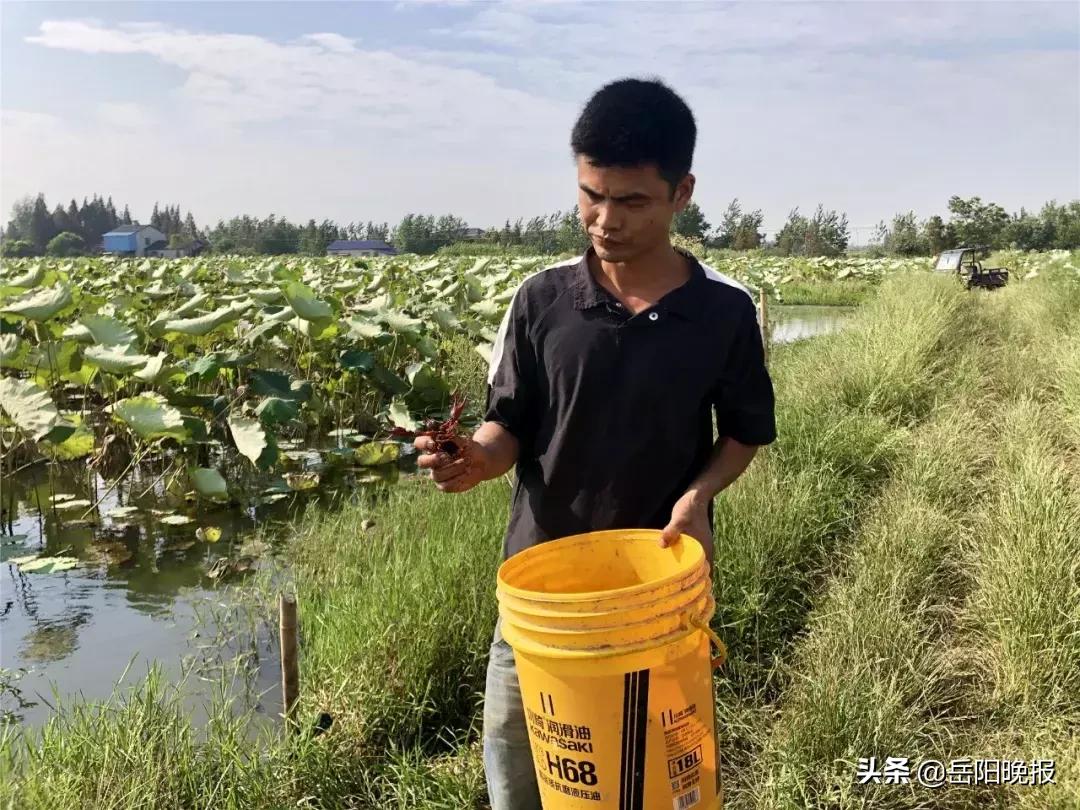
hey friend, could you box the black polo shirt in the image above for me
[485,246,776,560]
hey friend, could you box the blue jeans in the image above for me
[483,618,543,810]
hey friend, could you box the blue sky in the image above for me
[2,1,1077,240]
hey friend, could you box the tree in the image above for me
[121,204,132,225]
[4,195,35,242]
[883,211,926,256]
[1043,201,1080,248]
[364,221,389,241]
[183,211,200,241]
[434,214,467,248]
[732,209,765,250]
[76,195,117,246]
[391,213,473,254]
[870,221,889,252]
[774,205,849,257]
[946,196,1010,248]
[46,231,85,257]
[29,194,57,252]
[557,206,588,253]
[298,219,319,255]
[51,204,74,239]
[671,201,710,240]
[712,199,764,250]
[254,214,300,254]
[392,213,429,253]
[297,218,340,255]
[922,215,950,254]
[1,239,36,258]
[714,200,742,248]
[67,200,82,241]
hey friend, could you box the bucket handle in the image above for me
[688,614,728,669]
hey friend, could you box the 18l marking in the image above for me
[668,746,703,779]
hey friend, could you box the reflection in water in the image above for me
[770,305,854,344]
[1,446,402,728]
[21,620,84,664]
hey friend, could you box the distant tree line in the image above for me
[3,191,1078,259]
[471,209,590,254]
[674,196,1080,258]
[1,194,206,259]
[2,194,125,257]
[870,197,1080,256]
[0,192,588,258]
[671,199,851,257]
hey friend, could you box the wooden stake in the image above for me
[759,287,769,365]
[279,593,300,732]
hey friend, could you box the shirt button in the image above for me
[648,312,659,321]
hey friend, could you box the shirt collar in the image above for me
[571,245,705,319]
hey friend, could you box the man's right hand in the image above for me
[415,435,491,493]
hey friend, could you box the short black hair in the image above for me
[570,77,696,191]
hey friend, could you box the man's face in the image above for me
[576,156,693,263]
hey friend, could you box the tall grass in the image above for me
[713,276,976,677]
[947,395,1080,809]
[745,402,994,809]
[289,479,505,752]
[702,277,980,797]
[0,668,281,809]
[731,272,1080,808]
[773,279,876,307]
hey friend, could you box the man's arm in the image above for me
[471,421,520,478]
[685,435,759,502]
[658,437,760,561]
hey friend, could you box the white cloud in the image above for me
[24,18,569,140]
[26,18,143,54]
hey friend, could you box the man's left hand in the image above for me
[659,490,714,565]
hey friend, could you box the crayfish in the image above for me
[390,390,469,459]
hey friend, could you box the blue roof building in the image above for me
[102,223,167,257]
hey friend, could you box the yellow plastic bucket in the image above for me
[496,529,727,810]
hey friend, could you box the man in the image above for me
[415,78,776,810]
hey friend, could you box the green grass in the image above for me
[732,273,1080,809]
[439,332,490,412]
[287,477,506,753]
[772,279,877,306]
[744,397,994,809]
[0,668,281,809]
[3,273,1078,809]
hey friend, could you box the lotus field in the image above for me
[1,250,1077,508]
[0,254,541,505]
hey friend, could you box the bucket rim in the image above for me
[500,593,717,660]
[496,529,706,603]
[499,588,713,638]
[497,561,710,618]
